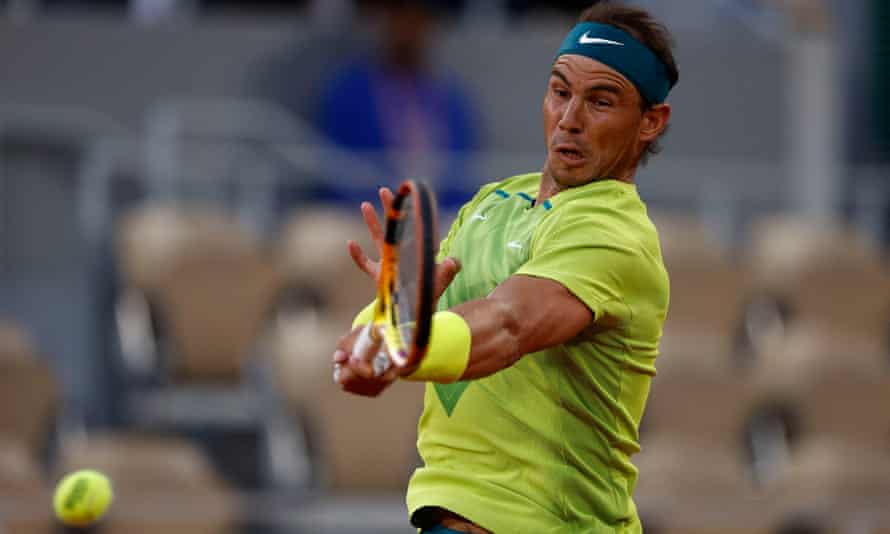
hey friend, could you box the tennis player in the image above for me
[333,1,678,532]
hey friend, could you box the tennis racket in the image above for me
[354,179,438,376]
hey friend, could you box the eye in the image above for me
[552,86,569,99]
[591,98,613,109]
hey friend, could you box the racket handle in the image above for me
[373,352,392,377]
[354,323,392,377]
[354,323,376,359]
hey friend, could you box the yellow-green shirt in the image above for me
[406,173,669,533]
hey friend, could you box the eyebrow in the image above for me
[549,69,623,96]
[550,69,571,87]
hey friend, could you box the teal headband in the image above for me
[556,22,674,105]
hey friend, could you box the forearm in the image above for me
[451,298,524,381]
[447,275,593,381]
[350,275,592,385]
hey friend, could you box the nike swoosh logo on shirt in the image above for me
[506,241,523,250]
[578,33,625,46]
[471,213,488,221]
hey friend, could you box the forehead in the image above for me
[550,54,635,92]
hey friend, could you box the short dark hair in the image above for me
[578,0,679,162]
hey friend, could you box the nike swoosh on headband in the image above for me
[578,32,625,46]
[557,22,674,103]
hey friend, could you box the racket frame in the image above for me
[367,180,437,370]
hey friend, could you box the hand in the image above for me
[347,187,462,300]
[347,187,393,285]
[332,324,400,397]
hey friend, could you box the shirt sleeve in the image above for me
[515,205,637,328]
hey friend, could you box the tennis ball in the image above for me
[53,469,114,527]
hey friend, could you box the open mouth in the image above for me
[555,147,585,163]
[558,148,583,159]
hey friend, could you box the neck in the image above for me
[537,167,636,202]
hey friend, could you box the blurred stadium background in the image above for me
[0,0,889,532]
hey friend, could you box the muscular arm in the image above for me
[453,274,593,380]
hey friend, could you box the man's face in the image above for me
[542,54,648,188]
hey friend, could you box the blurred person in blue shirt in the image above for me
[311,0,481,210]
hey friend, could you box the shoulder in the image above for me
[534,182,658,253]
[546,181,640,221]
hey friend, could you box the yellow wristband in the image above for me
[351,300,377,329]
[404,311,471,383]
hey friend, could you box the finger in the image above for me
[351,324,382,378]
[379,187,394,212]
[333,349,348,365]
[339,367,393,397]
[347,239,377,278]
[361,201,385,248]
[348,359,374,379]
[435,256,462,299]
[335,363,355,387]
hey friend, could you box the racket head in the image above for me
[376,180,437,368]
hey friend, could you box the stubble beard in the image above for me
[543,151,600,191]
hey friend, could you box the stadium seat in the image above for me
[641,515,775,534]
[642,210,759,450]
[54,432,238,534]
[743,216,890,353]
[0,322,59,458]
[650,211,749,373]
[635,434,753,499]
[643,370,759,452]
[314,380,425,491]
[114,206,308,492]
[748,322,890,523]
[608,214,766,532]
[273,205,375,419]
[274,315,426,491]
[636,434,776,534]
[271,304,343,412]
[771,438,890,527]
[116,204,262,297]
[274,207,426,491]
[116,204,284,383]
[751,323,890,450]
[0,438,52,534]
[277,207,375,327]
[155,237,284,383]
[116,205,210,295]
[636,382,767,530]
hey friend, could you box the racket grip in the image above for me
[373,352,392,377]
[354,323,376,359]
[354,323,391,377]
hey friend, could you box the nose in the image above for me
[557,96,583,133]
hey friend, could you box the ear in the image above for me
[639,103,671,143]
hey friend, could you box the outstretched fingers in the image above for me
[361,201,384,250]
[360,187,394,253]
[347,239,378,280]
[379,187,394,213]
